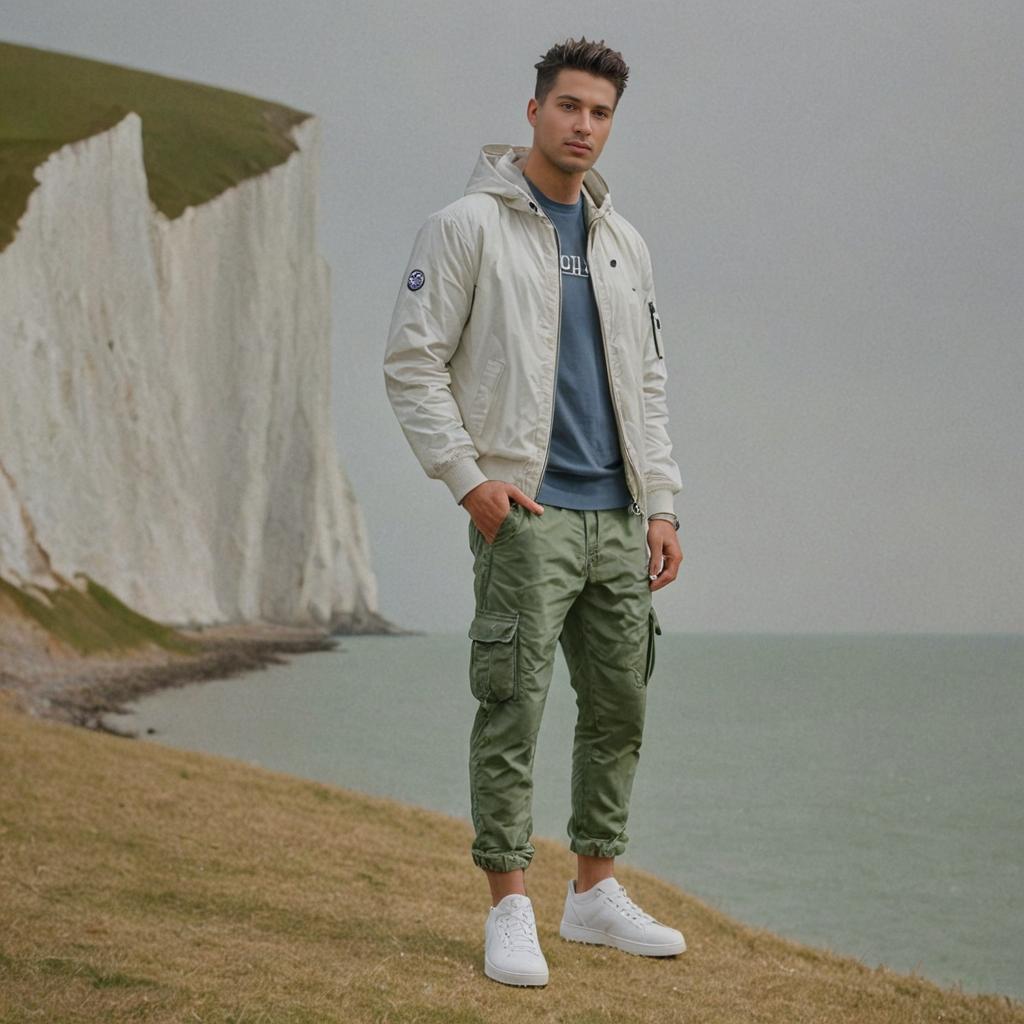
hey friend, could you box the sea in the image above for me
[104,632,1024,1000]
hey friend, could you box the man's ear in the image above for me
[526,98,538,127]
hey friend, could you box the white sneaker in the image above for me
[560,877,686,957]
[483,893,549,986]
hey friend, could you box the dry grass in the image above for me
[0,690,1020,1023]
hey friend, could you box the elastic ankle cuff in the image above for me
[472,849,533,872]
[569,834,627,859]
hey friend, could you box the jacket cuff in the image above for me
[441,457,489,505]
[646,488,676,518]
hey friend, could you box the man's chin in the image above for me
[553,153,596,175]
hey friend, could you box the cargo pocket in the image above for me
[644,606,662,685]
[468,609,519,703]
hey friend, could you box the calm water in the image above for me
[106,633,1024,999]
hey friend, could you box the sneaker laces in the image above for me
[605,884,658,926]
[498,903,541,954]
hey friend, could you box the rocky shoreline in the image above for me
[0,620,398,735]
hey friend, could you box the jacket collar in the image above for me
[464,144,613,224]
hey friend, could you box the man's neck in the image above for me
[520,148,584,205]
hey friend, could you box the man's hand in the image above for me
[461,481,544,544]
[647,519,683,591]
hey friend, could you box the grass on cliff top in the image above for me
[1,691,1021,1024]
[0,573,198,656]
[0,39,311,251]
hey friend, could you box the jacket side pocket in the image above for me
[467,357,506,436]
[644,606,662,685]
[468,609,519,702]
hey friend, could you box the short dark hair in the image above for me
[534,36,630,108]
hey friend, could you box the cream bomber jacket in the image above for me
[383,144,682,519]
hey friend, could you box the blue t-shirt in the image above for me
[525,176,632,510]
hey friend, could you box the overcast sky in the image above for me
[5,1,1022,633]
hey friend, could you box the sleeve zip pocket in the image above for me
[648,301,664,359]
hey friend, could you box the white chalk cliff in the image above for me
[0,112,379,630]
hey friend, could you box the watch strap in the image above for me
[648,512,679,531]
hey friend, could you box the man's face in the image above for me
[527,68,617,177]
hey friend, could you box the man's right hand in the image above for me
[461,481,544,544]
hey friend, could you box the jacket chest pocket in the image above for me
[598,277,647,376]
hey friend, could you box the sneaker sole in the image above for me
[559,920,686,957]
[483,956,549,986]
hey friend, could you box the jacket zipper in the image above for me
[587,219,644,517]
[534,218,562,499]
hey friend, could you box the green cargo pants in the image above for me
[466,501,662,873]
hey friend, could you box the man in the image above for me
[383,37,685,987]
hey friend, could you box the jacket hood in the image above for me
[464,144,613,222]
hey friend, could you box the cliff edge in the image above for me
[0,43,386,669]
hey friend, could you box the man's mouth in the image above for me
[566,141,591,153]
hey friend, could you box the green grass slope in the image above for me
[0,573,198,656]
[0,40,312,251]
[1,693,1021,1024]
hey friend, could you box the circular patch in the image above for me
[407,269,425,291]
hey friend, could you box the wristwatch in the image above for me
[648,512,680,531]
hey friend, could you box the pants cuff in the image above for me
[569,834,628,858]
[472,848,533,872]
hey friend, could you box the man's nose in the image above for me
[574,111,592,134]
